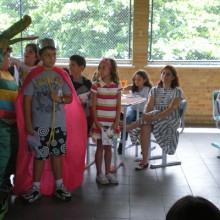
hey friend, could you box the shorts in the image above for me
[34,127,66,160]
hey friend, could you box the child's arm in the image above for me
[124,85,132,91]
[24,95,34,135]
[91,92,102,129]
[50,92,72,104]
[112,91,121,130]
[217,92,220,100]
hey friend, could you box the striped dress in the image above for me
[0,70,18,186]
[90,79,122,139]
[130,86,185,155]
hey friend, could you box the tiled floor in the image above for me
[5,127,220,220]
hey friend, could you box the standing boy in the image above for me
[69,55,92,132]
[15,38,87,203]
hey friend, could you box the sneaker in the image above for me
[96,173,109,185]
[117,143,122,154]
[106,173,118,184]
[23,185,41,203]
[54,184,71,201]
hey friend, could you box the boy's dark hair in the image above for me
[39,46,56,55]
[69,55,86,68]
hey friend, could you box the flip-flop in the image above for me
[135,162,149,170]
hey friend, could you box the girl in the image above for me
[11,43,40,87]
[90,58,122,184]
[117,70,152,154]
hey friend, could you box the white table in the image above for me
[111,94,147,172]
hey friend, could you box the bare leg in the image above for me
[126,121,141,131]
[51,155,62,180]
[95,139,103,175]
[33,159,45,182]
[104,146,112,174]
[139,124,152,164]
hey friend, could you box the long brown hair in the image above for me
[131,70,152,93]
[157,65,180,88]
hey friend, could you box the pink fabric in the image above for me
[14,66,87,196]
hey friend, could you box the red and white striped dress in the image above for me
[90,79,122,139]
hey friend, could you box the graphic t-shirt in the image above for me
[23,70,72,127]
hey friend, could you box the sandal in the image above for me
[135,162,149,170]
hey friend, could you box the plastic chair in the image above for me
[149,99,187,169]
[85,136,118,171]
[211,90,220,159]
[212,90,220,128]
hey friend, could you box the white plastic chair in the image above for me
[211,90,220,159]
[149,99,187,169]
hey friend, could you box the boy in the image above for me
[69,55,92,132]
[14,39,87,203]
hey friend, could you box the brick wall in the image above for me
[73,0,220,126]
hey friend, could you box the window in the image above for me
[0,0,133,63]
[148,0,220,65]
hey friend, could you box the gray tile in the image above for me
[94,204,129,219]
[130,205,165,220]
[5,128,220,220]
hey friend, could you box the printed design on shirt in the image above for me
[34,75,63,113]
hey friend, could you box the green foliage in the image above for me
[0,0,133,60]
[149,0,220,62]
[1,0,219,62]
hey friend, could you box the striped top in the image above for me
[150,86,184,118]
[0,71,18,124]
[91,79,122,125]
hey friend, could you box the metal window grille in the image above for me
[0,0,133,63]
[148,0,220,65]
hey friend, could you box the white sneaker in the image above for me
[23,185,41,203]
[106,173,118,184]
[96,173,109,185]
[54,184,71,201]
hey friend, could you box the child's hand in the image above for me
[95,121,103,129]
[25,123,34,135]
[79,98,87,105]
[50,91,60,103]
[111,121,119,130]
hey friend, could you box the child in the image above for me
[0,46,19,214]
[11,43,40,87]
[69,55,92,132]
[14,38,87,203]
[90,58,122,184]
[166,195,220,220]
[117,70,152,154]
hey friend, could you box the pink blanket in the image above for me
[14,66,87,195]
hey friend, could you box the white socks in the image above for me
[33,182,40,189]
[55,179,63,187]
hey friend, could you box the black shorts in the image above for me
[34,127,66,160]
